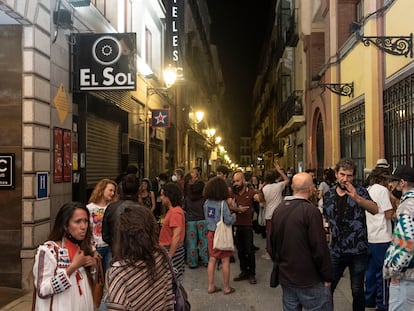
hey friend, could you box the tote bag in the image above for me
[213,200,234,251]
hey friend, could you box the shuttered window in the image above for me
[86,114,120,187]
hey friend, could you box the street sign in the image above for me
[36,172,49,199]
[0,153,15,189]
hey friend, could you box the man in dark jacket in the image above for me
[102,174,139,248]
[270,172,333,310]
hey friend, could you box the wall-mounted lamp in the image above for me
[312,75,354,97]
[146,65,178,97]
[194,111,204,123]
[350,22,413,58]
[207,128,216,138]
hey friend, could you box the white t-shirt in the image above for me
[87,202,108,248]
[262,181,286,220]
[366,183,393,243]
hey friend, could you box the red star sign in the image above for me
[154,112,167,124]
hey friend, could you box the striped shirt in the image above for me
[105,251,174,310]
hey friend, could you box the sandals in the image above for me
[223,287,236,295]
[208,286,222,294]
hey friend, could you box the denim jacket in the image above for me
[204,199,236,231]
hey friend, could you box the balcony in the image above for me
[285,11,299,47]
[276,90,305,138]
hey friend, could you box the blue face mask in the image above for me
[287,173,293,178]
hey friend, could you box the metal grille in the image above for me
[86,114,120,187]
[340,103,366,185]
[384,74,414,167]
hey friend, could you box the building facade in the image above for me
[0,0,223,289]
[252,0,414,183]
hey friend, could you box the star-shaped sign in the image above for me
[154,111,167,124]
[151,109,170,128]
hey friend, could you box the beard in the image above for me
[337,182,347,191]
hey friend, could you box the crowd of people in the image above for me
[31,158,414,310]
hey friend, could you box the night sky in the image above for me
[207,1,275,149]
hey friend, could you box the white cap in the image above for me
[376,158,390,168]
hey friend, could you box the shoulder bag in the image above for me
[92,258,105,308]
[213,200,234,251]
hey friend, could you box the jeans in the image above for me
[331,254,367,311]
[282,283,333,311]
[389,279,414,311]
[96,246,112,275]
[234,226,255,276]
[96,246,111,311]
[365,242,389,309]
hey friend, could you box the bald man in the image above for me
[270,173,333,310]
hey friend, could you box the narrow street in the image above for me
[182,233,354,311]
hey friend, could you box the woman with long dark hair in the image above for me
[33,202,97,310]
[105,204,174,310]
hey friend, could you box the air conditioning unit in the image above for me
[67,0,91,7]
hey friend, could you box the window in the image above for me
[384,74,414,167]
[145,27,152,68]
[340,103,366,185]
[356,0,364,22]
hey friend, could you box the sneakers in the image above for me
[233,273,249,282]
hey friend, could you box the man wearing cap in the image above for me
[383,165,414,311]
[323,157,378,311]
[376,158,391,169]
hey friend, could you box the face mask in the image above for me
[232,184,243,193]
[392,188,402,199]
[171,175,178,182]
[287,173,293,178]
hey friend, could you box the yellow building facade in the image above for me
[306,0,414,182]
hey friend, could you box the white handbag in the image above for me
[213,200,234,251]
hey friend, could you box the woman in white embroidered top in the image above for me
[33,202,97,311]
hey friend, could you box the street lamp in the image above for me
[195,111,204,123]
[207,128,216,138]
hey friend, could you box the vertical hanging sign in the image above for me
[167,0,184,79]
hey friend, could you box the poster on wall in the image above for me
[53,127,63,183]
[63,129,72,182]
[72,132,78,171]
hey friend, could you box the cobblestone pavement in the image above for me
[1,233,358,311]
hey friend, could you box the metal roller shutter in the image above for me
[86,114,120,187]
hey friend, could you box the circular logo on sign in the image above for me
[92,36,122,66]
